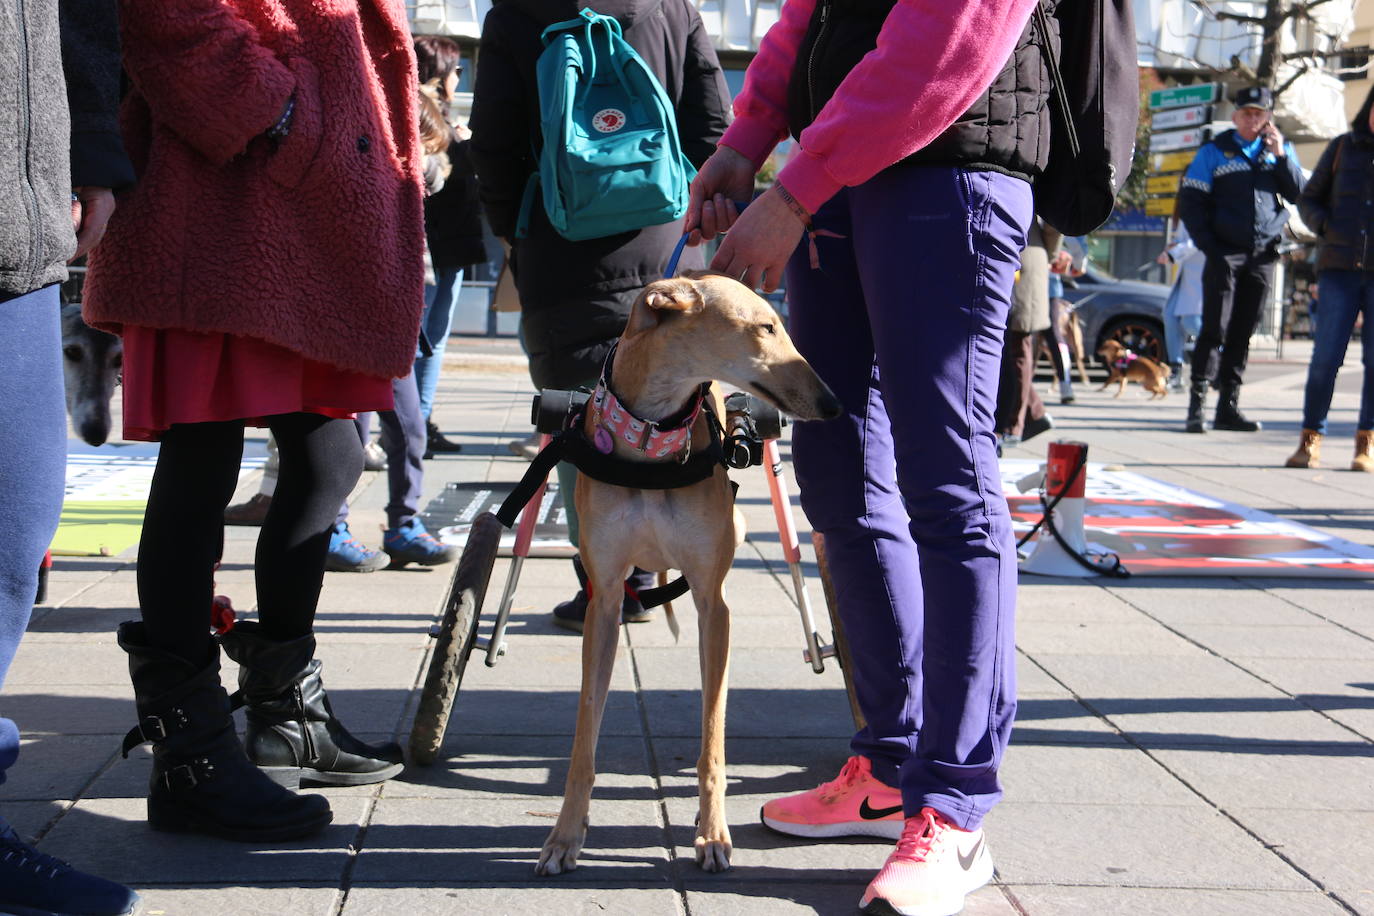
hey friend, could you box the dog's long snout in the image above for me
[814,386,843,421]
[752,361,844,422]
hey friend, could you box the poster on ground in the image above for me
[55,441,268,557]
[425,481,575,558]
[1001,459,1374,578]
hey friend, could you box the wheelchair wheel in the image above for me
[409,512,504,765]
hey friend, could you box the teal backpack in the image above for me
[516,8,695,242]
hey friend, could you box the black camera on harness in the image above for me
[529,388,783,470]
[721,391,784,469]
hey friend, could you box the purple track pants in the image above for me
[785,166,1030,830]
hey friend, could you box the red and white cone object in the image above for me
[1021,440,1097,578]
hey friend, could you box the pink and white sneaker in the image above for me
[860,807,994,916]
[760,755,904,840]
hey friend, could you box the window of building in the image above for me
[1338,46,1371,81]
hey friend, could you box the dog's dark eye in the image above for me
[63,345,83,362]
[757,323,777,336]
[112,353,123,370]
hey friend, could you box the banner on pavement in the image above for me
[1001,460,1374,577]
[57,441,268,556]
[425,481,574,557]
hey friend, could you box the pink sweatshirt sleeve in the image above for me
[723,0,1041,214]
[718,0,818,168]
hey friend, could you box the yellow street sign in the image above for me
[1152,150,1195,174]
[1144,196,1176,217]
[1146,174,1181,195]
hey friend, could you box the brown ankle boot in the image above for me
[1354,430,1374,473]
[1285,429,1322,468]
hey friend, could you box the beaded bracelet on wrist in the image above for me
[773,182,842,270]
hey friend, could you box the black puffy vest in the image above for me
[784,0,1054,180]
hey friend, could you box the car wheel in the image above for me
[1098,317,1165,363]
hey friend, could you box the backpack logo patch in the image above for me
[592,109,627,133]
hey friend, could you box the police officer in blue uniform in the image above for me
[1178,86,1305,433]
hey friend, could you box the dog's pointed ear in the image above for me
[624,279,704,337]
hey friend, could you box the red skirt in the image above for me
[121,326,395,442]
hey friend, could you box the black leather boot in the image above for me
[1186,379,1208,434]
[118,622,333,842]
[219,621,404,787]
[552,556,658,632]
[424,420,463,459]
[1213,385,1261,432]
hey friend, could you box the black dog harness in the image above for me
[496,348,735,609]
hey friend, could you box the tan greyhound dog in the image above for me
[535,270,841,876]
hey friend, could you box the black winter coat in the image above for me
[424,134,487,270]
[785,0,1052,181]
[1299,127,1374,273]
[469,0,730,388]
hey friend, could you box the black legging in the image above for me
[137,413,363,664]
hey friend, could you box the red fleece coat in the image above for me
[84,0,425,380]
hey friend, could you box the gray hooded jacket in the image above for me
[1,0,132,299]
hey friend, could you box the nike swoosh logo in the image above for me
[957,836,985,871]
[858,798,904,820]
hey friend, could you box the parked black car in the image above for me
[1061,265,1170,366]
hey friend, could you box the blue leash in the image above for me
[664,232,692,279]
[663,199,751,280]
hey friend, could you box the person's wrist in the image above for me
[772,181,811,228]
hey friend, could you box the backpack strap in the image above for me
[1031,1,1081,162]
[540,11,596,43]
[519,11,599,240]
[516,172,540,239]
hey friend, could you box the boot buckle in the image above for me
[139,715,169,741]
[161,757,215,791]
[121,707,191,757]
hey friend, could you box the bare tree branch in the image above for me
[1160,0,1354,96]
[1273,61,1309,95]
[1192,0,1341,26]
[1282,46,1364,61]
[1211,10,1267,25]
[1139,39,1244,78]
[1293,0,1344,14]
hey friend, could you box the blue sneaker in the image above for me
[326,522,389,573]
[0,816,140,916]
[382,518,456,568]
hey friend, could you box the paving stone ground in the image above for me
[7,337,1372,915]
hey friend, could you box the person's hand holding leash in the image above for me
[685,146,754,245]
[70,187,115,262]
[710,185,807,293]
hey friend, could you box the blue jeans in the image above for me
[1162,281,1202,366]
[338,371,426,531]
[0,285,67,786]
[1301,269,1374,433]
[414,267,464,420]
[787,167,1029,830]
